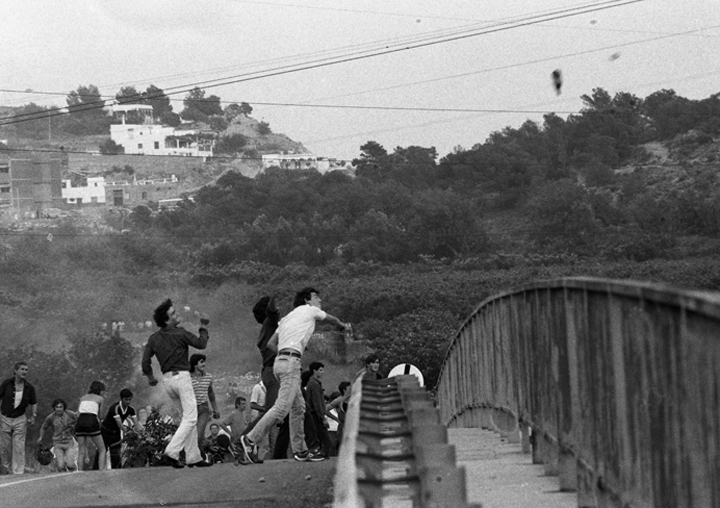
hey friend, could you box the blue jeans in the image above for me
[197,402,211,440]
[162,371,202,464]
[247,356,306,454]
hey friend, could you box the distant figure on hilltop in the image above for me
[141,298,212,469]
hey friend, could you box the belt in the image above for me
[163,370,182,376]
[277,350,301,359]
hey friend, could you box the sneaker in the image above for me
[308,449,326,462]
[187,452,213,468]
[187,458,213,468]
[293,450,310,462]
[240,435,260,464]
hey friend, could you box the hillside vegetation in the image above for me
[1,86,720,414]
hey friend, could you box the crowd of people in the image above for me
[0,285,383,474]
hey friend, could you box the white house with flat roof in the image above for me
[261,153,317,170]
[110,104,215,157]
[61,176,106,205]
[261,153,355,175]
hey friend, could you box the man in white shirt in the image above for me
[249,380,266,422]
[239,287,348,464]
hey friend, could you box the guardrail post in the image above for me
[520,421,531,454]
[577,458,597,508]
[543,433,559,476]
[558,445,577,491]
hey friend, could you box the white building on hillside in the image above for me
[261,153,355,175]
[261,153,317,170]
[61,176,106,205]
[110,104,215,157]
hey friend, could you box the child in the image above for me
[75,381,107,470]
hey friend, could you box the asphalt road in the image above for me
[0,457,335,508]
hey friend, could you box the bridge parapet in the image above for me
[436,277,720,508]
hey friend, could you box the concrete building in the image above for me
[110,104,215,157]
[105,175,180,207]
[0,156,63,214]
[261,153,317,170]
[261,153,355,175]
[61,175,107,206]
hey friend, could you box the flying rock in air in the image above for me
[551,69,563,95]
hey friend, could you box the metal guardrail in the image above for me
[334,375,479,508]
[435,277,720,508]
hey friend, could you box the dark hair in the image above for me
[13,361,27,372]
[365,353,380,366]
[329,391,340,400]
[209,423,219,429]
[253,296,270,324]
[309,361,324,374]
[51,398,67,410]
[119,388,133,399]
[293,287,318,308]
[88,381,105,395]
[338,381,351,394]
[153,299,173,327]
[234,396,246,407]
[301,370,312,387]
[189,354,206,372]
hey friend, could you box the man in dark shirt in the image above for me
[306,362,333,458]
[245,295,282,458]
[100,388,136,469]
[141,299,211,468]
[0,361,37,475]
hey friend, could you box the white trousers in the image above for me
[162,371,202,464]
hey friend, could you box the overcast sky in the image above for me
[2,0,719,160]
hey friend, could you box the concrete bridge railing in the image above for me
[435,277,720,508]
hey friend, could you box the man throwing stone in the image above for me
[141,299,212,468]
[240,287,349,464]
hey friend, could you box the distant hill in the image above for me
[0,105,311,184]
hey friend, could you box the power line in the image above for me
[0,0,644,128]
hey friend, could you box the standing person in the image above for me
[327,381,351,454]
[248,380,265,422]
[359,353,382,380]
[75,381,107,471]
[0,361,37,475]
[247,379,270,459]
[300,370,320,456]
[219,396,247,443]
[244,295,281,459]
[306,362,334,458]
[100,388,136,469]
[141,298,212,468]
[190,354,219,441]
[239,287,350,464]
[37,399,78,472]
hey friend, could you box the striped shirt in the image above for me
[191,373,213,405]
